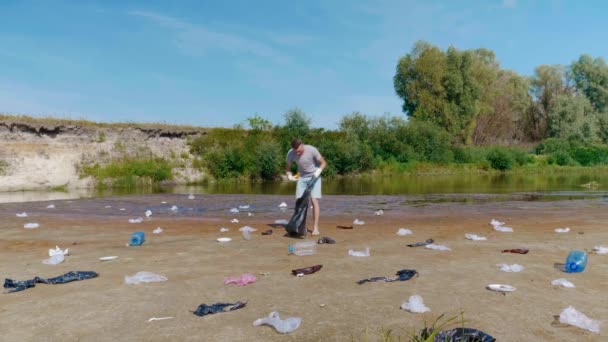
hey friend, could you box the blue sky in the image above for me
[1,0,607,129]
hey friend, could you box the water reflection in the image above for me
[1,170,607,203]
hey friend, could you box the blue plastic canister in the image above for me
[130,231,145,246]
[565,250,587,273]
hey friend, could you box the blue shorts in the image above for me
[296,177,322,199]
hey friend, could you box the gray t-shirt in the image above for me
[286,145,322,177]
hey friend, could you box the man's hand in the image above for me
[313,167,323,178]
[286,172,297,181]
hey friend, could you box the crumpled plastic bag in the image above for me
[49,246,69,256]
[43,253,65,265]
[24,223,40,229]
[239,226,257,232]
[16,212,28,217]
[230,218,239,223]
[353,219,365,225]
[220,227,229,232]
[555,227,570,233]
[397,228,413,236]
[374,210,384,216]
[129,217,143,224]
[230,208,239,214]
[465,233,487,241]
[497,263,524,272]
[224,273,257,286]
[552,278,575,288]
[401,295,430,313]
[348,247,370,257]
[145,210,152,217]
[593,246,608,254]
[125,271,168,284]
[490,219,513,232]
[153,227,163,234]
[253,311,302,334]
[559,306,600,333]
[425,244,451,251]
[278,202,288,208]
[170,205,178,211]
[274,219,289,225]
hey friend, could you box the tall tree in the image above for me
[571,54,608,113]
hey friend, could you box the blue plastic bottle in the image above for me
[130,231,145,246]
[565,250,587,273]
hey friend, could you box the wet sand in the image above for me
[1,194,607,341]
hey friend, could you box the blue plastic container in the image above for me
[130,231,145,246]
[565,250,587,273]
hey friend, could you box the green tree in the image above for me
[546,94,597,142]
[571,54,608,113]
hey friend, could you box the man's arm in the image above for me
[313,155,327,177]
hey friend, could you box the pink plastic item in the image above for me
[224,273,257,287]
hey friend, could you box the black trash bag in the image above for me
[419,327,495,342]
[285,176,319,236]
[192,301,246,317]
[4,271,99,293]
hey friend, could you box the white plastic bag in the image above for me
[46,204,55,209]
[230,208,239,213]
[24,223,40,229]
[374,210,384,216]
[125,271,168,284]
[278,202,288,208]
[220,227,229,232]
[559,306,600,333]
[554,227,570,233]
[49,246,69,256]
[129,217,143,223]
[593,246,608,254]
[153,227,163,234]
[497,263,524,272]
[552,278,575,288]
[465,233,487,241]
[145,210,152,217]
[43,253,65,265]
[253,311,301,334]
[239,226,257,232]
[353,219,365,225]
[348,247,370,257]
[425,244,451,251]
[230,218,239,223]
[16,212,28,217]
[400,295,430,313]
[493,226,513,232]
[397,228,413,236]
[170,205,178,211]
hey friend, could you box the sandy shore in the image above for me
[1,194,607,341]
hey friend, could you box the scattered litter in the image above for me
[358,269,418,285]
[490,219,513,232]
[593,246,608,254]
[502,248,529,254]
[153,227,163,234]
[161,201,167,204]
[397,228,413,236]
[119,208,126,211]
[129,231,145,246]
[170,205,178,211]
[486,284,516,292]
[220,227,229,232]
[292,265,322,276]
[317,237,336,244]
[24,223,40,229]
[148,317,173,322]
[353,219,365,225]
[16,212,28,217]
[432,328,496,341]
[49,246,69,256]
[401,295,430,313]
[192,301,246,316]
[105,205,112,208]
[278,202,288,208]
[407,239,434,247]
[275,219,289,225]
[99,256,118,261]
[555,227,570,233]
[217,237,232,243]
[230,208,239,214]
[374,210,384,216]
[490,219,505,227]
[242,231,252,240]
[253,311,302,334]
[224,273,257,286]
[124,271,168,284]
[188,194,195,200]
[348,247,370,257]
[552,278,575,288]
[425,244,451,251]
[497,264,524,272]
[239,205,250,209]
[248,212,254,217]
[129,217,143,224]
[559,306,600,333]
[239,226,257,232]
[4,271,98,293]
[230,218,239,223]
[259,272,271,276]
[465,234,487,241]
[46,204,55,209]
[43,253,65,265]
[261,229,273,235]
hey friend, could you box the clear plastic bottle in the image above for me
[288,240,316,256]
[565,250,588,273]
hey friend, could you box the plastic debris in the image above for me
[46,204,55,209]
[374,210,384,216]
[105,205,112,208]
[253,311,302,334]
[486,284,516,292]
[242,230,252,240]
[188,194,195,199]
[292,265,322,276]
[217,237,232,243]
[49,246,69,256]
[153,227,163,234]
[224,273,257,286]
[552,278,575,288]
[497,264,524,272]
[559,306,600,333]
[16,212,28,217]
[490,219,504,227]
[128,217,143,224]
[555,227,570,233]
[119,208,126,211]
[248,212,254,217]
[358,269,418,285]
[401,295,430,313]
[593,246,608,254]
[465,233,487,241]
[124,271,168,284]
[275,219,289,225]
[24,223,40,229]
[490,219,513,232]
[220,227,229,233]
[261,229,273,235]
[502,248,529,254]
[425,244,451,251]
[230,208,239,214]
[43,253,65,265]
[397,228,413,236]
[230,218,239,223]
[161,201,167,204]
[407,239,433,247]
[348,247,370,257]
[239,205,250,209]
[239,226,257,232]
[317,237,336,244]
[278,202,288,208]
[170,205,178,211]
[148,317,173,322]
[193,302,246,316]
[353,219,365,225]
[145,210,152,217]
[429,328,496,342]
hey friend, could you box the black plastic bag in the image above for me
[285,176,319,236]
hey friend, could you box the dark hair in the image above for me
[291,138,303,149]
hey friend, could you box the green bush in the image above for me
[403,120,454,163]
[82,157,172,187]
[549,151,574,166]
[253,140,281,180]
[571,145,608,166]
[486,147,514,170]
[535,138,571,155]
[205,145,247,179]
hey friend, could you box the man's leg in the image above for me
[311,197,320,235]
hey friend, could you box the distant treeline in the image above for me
[187,41,608,181]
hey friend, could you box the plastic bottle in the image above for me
[288,240,316,256]
[130,231,145,246]
[565,250,588,273]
